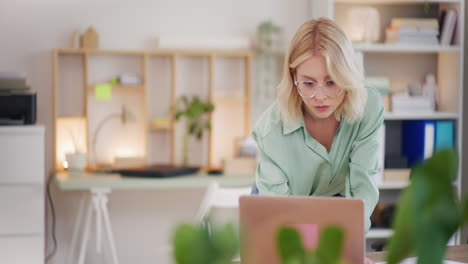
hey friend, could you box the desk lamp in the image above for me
[91,105,135,168]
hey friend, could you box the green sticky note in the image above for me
[95,83,112,101]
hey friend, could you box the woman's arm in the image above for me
[347,90,384,231]
[253,130,291,196]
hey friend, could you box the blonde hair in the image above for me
[277,18,367,124]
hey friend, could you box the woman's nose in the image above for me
[313,86,328,101]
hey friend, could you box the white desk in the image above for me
[55,172,254,264]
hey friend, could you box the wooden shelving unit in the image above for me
[53,48,253,171]
[331,0,465,243]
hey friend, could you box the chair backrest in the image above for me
[195,181,252,223]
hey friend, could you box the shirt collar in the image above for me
[282,117,304,135]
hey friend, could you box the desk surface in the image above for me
[366,245,468,263]
[55,172,255,190]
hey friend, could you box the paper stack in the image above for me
[386,18,439,45]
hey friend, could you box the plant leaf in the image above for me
[196,129,203,140]
[461,196,468,225]
[173,224,211,264]
[277,226,305,264]
[189,122,197,134]
[210,223,239,263]
[315,226,344,264]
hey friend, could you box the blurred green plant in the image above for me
[256,20,282,54]
[174,95,214,166]
[386,149,468,264]
[172,222,238,264]
[277,225,348,264]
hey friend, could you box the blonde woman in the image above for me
[253,17,383,252]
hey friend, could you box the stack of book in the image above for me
[0,72,29,92]
[386,18,439,45]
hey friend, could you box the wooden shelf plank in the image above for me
[353,43,461,53]
[384,112,459,120]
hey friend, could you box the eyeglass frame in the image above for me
[294,80,345,99]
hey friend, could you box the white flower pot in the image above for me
[66,152,87,172]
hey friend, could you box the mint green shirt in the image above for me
[252,88,384,231]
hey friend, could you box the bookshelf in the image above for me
[53,48,253,171]
[328,0,465,244]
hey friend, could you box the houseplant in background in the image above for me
[174,95,214,166]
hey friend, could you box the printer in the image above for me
[0,73,37,125]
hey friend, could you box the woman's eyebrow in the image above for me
[299,74,331,80]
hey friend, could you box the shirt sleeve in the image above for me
[253,129,291,196]
[346,90,384,232]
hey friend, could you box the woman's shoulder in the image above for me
[357,86,384,127]
[253,102,283,139]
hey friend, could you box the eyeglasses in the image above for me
[294,80,344,98]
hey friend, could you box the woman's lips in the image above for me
[315,105,330,111]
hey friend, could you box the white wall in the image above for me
[0,0,309,263]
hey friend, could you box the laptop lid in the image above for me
[239,195,365,264]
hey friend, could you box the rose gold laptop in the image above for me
[239,196,365,264]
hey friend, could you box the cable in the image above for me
[45,173,57,263]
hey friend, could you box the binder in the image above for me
[401,120,435,168]
[435,120,455,151]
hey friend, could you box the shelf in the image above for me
[384,112,459,120]
[378,181,409,190]
[336,0,460,4]
[56,48,253,57]
[353,43,461,53]
[366,228,393,239]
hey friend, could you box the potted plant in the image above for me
[174,95,214,166]
[386,149,468,264]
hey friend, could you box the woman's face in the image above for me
[295,55,345,120]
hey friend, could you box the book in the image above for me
[391,18,439,30]
[402,120,435,168]
[439,9,458,45]
[399,27,439,36]
[435,120,455,151]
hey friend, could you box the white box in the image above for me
[391,96,434,113]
